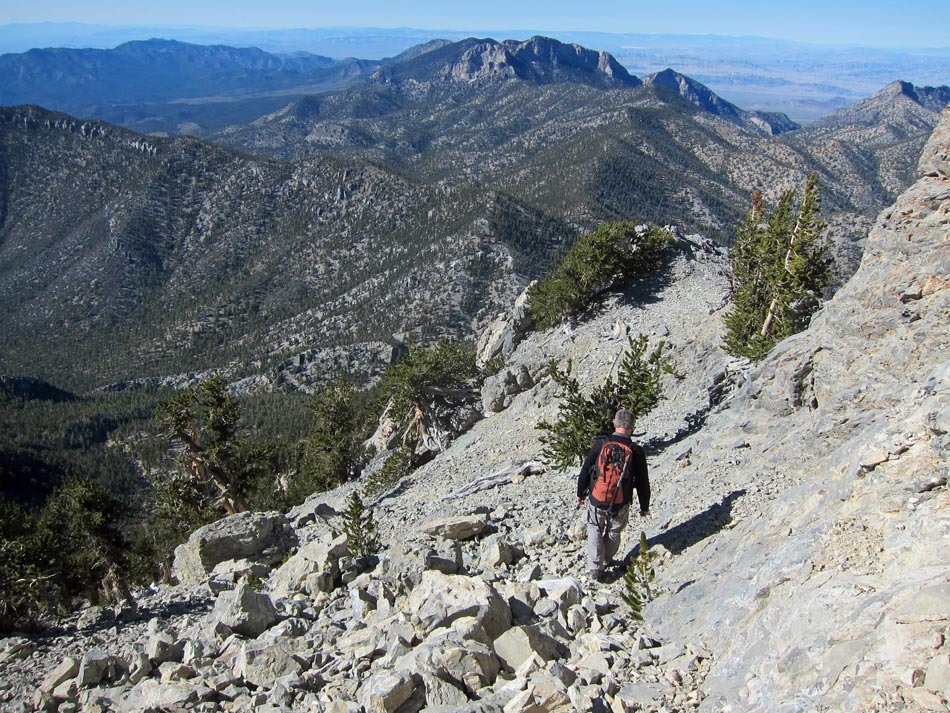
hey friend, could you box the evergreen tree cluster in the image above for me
[527,221,673,331]
[0,477,146,631]
[723,175,833,361]
[291,381,371,503]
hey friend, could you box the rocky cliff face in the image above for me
[371,36,641,90]
[1,112,947,713]
[643,105,950,711]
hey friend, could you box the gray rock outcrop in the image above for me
[645,102,950,712]
[172,511,298,585]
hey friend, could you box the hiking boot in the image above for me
[589,571,607,583]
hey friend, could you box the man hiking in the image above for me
[576,409,650,582]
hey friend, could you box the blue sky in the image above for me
[2,0,948,48]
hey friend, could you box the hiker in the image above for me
[576,408,650,582]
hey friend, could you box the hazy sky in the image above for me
[3,0,948,48]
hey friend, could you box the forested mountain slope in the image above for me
[1,37,946,394]
[0,107,558,388]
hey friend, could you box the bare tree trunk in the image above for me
[761,191,810,338]
[180,429,248,515]
[761,295,780,338]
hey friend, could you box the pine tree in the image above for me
[157,374,249,515]
[621,531,657,623]
[290,380,368,502]
[364,339,482,495]
[537,334,672,471]
[342,492,380,560]
[724,176,832,360]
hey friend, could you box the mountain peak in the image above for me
[880,79,950,112]
[805,80,950,140]
[644,68,799,135]
[372,36,640,89]
[645,68,739,117]
[504,35,637,84]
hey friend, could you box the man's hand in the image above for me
[577,497,585,509]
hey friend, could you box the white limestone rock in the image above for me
[408,571,512,639]
[208,580,278,638]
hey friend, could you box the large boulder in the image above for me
[125,679,199,710]
[408,571,512,639]
[268,534,349,599]
[172,511,298,586]
[357,670,422,713]
[395,617,501,696]
[76,650,116,688]
[234,639,307,689]
[534,578,583,616]
[377,537,463,592]
[39,657,79,694]
[208,580,278,638]
[144,620,185,665]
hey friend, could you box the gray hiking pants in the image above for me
[585,501,630,575]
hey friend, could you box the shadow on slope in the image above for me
[631,488,746,559]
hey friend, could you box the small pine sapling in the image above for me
[342,492,381,560]
[621,531,657,623]
[537,334,672,471]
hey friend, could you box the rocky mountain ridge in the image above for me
[1,106,946,713]
[800,80,950,148]
[643,68,800,136]
[0,105,546,388]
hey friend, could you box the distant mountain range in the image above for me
[0,38,386,134]
[4,24,950,122]
[0,35,947,392]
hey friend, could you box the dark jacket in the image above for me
[577,432,650,512]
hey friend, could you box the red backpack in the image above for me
[590,440,634,507]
